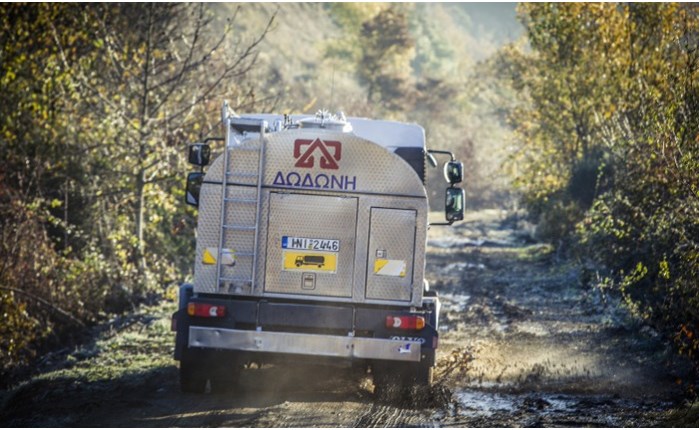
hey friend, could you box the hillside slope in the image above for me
[206,3,522,209]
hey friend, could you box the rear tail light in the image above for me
[187,302,226,318]
[386,315,426,330]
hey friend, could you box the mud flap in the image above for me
[173,284,193,361]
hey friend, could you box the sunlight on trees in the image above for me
[500,3,699,369]
[0,3,273,377]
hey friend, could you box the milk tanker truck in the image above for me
[172,103,464,395]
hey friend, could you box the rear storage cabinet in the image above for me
[365,208,417,302]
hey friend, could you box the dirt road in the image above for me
[0,210,690,427]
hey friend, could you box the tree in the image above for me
[0,3,274,380]
[0,3,103,374]
[502,2,699,370]
[494,3,642,241]
[51,4,273,287]
[357,5,416,111]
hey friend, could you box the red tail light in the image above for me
[187,302,226,318]
[386,315,426,330]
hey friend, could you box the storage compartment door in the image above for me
[265,193,357,298]
[366,208,416,302]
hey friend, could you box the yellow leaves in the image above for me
[3,129,17,142]
[164,285,179,302]
[2,69,17,85]
[659,258,671,280]
[540,173,566,190]
[602,106,615,120]
[149,212,162,225]
[330,3,386,31]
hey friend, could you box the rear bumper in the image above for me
[189,326,422,362]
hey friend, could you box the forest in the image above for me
[1,2,698,394]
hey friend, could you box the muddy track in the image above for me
[0,210,690,427]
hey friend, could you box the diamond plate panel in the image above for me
[352,196,427,307]
[365,208,417,301]
[264,193,358,298]
[195,125,430,305]
[205,130,425,197]
[194,182,223,294]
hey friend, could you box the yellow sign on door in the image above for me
[282,251,337,273]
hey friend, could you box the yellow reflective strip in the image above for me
[374,259,389,273]
[375,259,407,277]
[202,248,217,265]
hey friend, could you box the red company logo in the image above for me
[294,138,342,170]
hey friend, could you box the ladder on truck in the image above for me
[215,118,267,293]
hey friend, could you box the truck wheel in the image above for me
[373,362,411,401]
[412,361,434,386]
[373,360,434,400]
[372,367,400,401]
[180,353,207,393]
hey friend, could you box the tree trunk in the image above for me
[135,159,148,281]
[136,165,146,257]
[135,4,154,280]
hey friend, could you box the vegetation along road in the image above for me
[0,210,691,427]
[2,3,699,427]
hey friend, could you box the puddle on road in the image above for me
[452,389,673,426]
[511,321,550,337]
[441,262,485,274]
[427,237,518,249]
[439,293,471,313]
[456,390,521,417]
[427,237,482,249]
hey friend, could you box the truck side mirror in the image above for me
[444,160,463,184]
[445,187,465,223]
[185,172,204,207]
[188,143,211,166]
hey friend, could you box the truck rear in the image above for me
[173,105,464,394]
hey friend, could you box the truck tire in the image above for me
[180,352,207,393]
[372,366,402,401]
[373,359,434,400]
[412,361,434,386]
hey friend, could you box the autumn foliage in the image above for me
[0,3,271,383]
[501,3,699,370]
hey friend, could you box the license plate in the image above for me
[282,236,340,252]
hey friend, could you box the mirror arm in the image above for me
[203,137,224,144]
[428,221,454,227]
[427,149,455,161]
